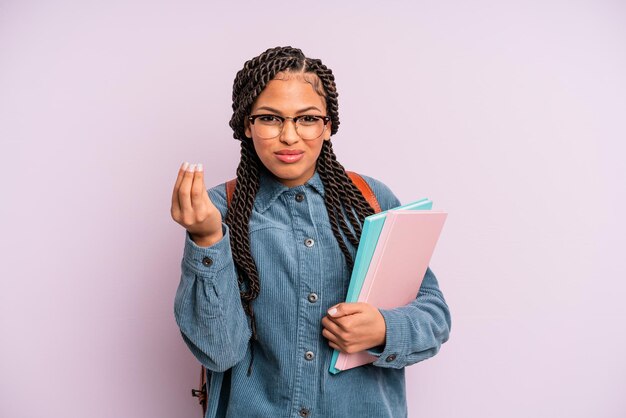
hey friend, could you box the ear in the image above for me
[244,119,252,139]
[323,120,332,141]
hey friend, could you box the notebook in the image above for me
[329,199,432,374]
[344,199,433,303]
[330,210,447,373]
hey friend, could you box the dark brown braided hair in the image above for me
[225,46,376,375]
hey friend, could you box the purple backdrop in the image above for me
[1,1,625,417]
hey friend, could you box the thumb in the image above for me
[327,303,362,318]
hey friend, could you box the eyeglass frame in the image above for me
[247,114,331,140]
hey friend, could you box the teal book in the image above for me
[329,198,433,374]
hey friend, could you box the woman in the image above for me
[172,46,451,417]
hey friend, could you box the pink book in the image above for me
[334,210,447,372]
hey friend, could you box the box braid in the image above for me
[316,139,376,267]
[225,46,375,375]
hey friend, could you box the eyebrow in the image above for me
[254,105,323,114]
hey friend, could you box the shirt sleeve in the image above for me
[366,267,451,368]
[359,174,452,369]
[173,184,251,372]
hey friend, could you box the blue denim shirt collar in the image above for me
[254,169,325,214]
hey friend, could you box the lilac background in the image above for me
[1,1,625,417]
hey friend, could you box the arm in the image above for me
[366,267,451,368]
[364,175,451,368]
[321,174,451,368]
[174,225,251,372]
[322,267,450,368]
[171,163,251,372]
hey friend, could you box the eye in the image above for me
[257,115,282,125]
[298,115,321,125]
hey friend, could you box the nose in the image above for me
[279,119,300,145]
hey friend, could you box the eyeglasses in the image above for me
[247,114,331,140]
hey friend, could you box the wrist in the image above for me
[190,230,223,247]
[375,310,387,347]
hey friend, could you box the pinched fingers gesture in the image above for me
[171,162,223,246]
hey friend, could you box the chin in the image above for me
[269,166,313,186]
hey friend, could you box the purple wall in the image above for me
[1,1,625,417]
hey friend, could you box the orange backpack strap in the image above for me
[346,171,382,214]
[225,178,237,207]
[224,172,381,213]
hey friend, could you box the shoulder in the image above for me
[355,173,401,211]
[207,182,228,218]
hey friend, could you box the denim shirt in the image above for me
[174,169,451,418]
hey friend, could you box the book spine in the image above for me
[360,211,398,303]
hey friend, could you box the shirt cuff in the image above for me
[182,223,233,276]
[366,308,406,368]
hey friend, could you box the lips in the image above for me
[275,149,304,155]
[274,149,304,163]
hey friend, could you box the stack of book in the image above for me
[329,198,447,374]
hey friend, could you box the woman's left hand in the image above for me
[321,303,386,354]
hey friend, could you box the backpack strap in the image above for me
[346,171,382,214]
[192,367,208,415]
[225,177,237,208]
[225,171,381,213]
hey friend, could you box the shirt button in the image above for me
[385,354,397,362]
[307,293,318,303]
[304,351,315,361]
[201,257,213,267]
[295,193,305,202]
[299,408,310,417]
[304,238,315,248]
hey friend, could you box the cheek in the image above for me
[310,141,325,158]
[251,140,274,166]
[252,139,269,155]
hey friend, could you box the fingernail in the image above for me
[327,307,337,316]
[181,161,189,171]
[187,164,196,172]
[196,163,203,172]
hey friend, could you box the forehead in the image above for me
[252,74,326,113]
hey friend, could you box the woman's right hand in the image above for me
[171,162,223,247]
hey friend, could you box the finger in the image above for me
[327,302,363,318]
[171,162,189,216]
[327,340,342,352]
[322,327,341,345]
[327,314,354,333]
[190,163,207,210]
[178,163,197,213]
[321,317,343,338]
